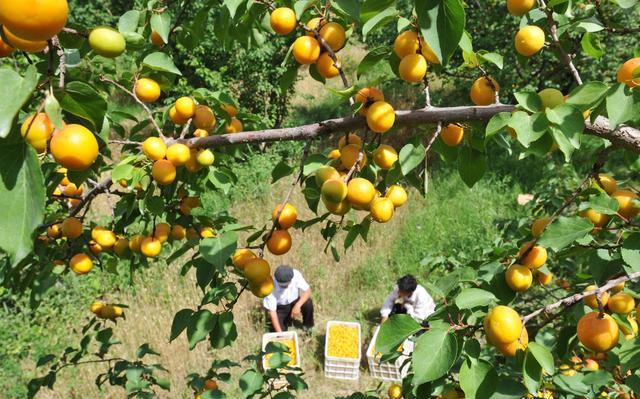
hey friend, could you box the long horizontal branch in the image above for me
[522,271,640,325]
[177,105,640,152]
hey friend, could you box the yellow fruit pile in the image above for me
[327,324,359,359]
[265,338,297,367]
[484,306,528,357]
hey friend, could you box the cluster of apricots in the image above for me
[504,240,548,292]
[581,174,639,227]
[393,29,439,83]
[51,168,83,208]
[484,305,529,358]
[90,300,124,320]
[316,132,408,223]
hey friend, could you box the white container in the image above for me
[366,325,413,381]
[261,331,301,370]
[324,320,362,380]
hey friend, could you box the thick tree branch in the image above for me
[522,271,640,325]
[179,105,640,152]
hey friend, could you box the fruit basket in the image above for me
[366,325,413,381]
[324,320,362,380]
[262,331,301,370]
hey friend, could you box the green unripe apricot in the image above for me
[89,27,126,58]
[538,88,565,110]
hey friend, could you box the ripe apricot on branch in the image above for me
[366,101,395,133]
[441,124,464,147]
[470,76,499,106]
[166,143,192,166]
[323,197,351,215]
[370,197,394,223]
[580,208,610,227]
[399,53,427,83]
[319,22,346,51]
[272,203,297,229]
[233,248,257,270]
[315,166,341,187]
[386,185,408,208]
[152,160,177,185]
[507,0,537,16]
[244,258,271,284]
[89,27,126,58]
[196,149,215,166]
[225,118,244,133]
[91,227,116,248]
[175,97,196,119]
[142,137,167,161]
[355,87,384,116]
[221,103,238,117]
[61,217,83,239]
[0,0,68,41]
[393,30,419,58]
[583,285,610,309]
[50,124,99,171]
[340,144,367,169]
[321,179,348,203]
[250,277,274,298]
[484,305,523,345]
[141,237,162,258]
[21,113,54,153]
[267,230,292,255]
[0,37,14,57]
[531,217,550,238]
[515,25,545,57]
[153,223,171,243]
[169,106,190,125]
[135,78,161,103]
[373,144,398,170]
[538,88,564,109]
[194,105,216,130]
[70,253,93,275]
[170,225,186,240]
[497,327,528,357]
[293,36,320,64]
[518,242,547,269]
[347,178,376,208]
[505,264,533,292]
[577,312,619,352]
[270,7,296,35]
[2,27,47,53]
[420,39,440,64]
[305,17,326,35]
[617,58,640,88]
[317,52,340,78]
[612,189,639,219]
[608,293,635,314]
[596,174,617,194]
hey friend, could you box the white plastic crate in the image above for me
[366,325,413,381]
[261,331,301,370]
[324,320,362,380]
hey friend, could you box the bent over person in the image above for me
[380,274,435,325]
[263,265,315,332]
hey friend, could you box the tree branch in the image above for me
[539,0,583,85]
[179,105,640,152]
[522,271,640,325]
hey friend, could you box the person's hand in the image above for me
[291,305,302,319]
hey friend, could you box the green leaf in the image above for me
[239,369,264,399]
[150,13,172,44]
[621,233,640,273]
[527,342,554,375]
[111,163,136,183]
[399,143,426,176]
[224,0,245,19]
[376,314,421,354]
[458,146,486,188]
[170,308,194,342]
[478,52,503,69]
[142,52,182,75]
[485,112,511,138]
[508,111,547,147]
[271,161,294,183]
[581,32,604,59]
[416,0,466,65]
[362,7,397,40]
[303,153,328,176]
[0,66,38,138]
[459,359,497,399]
[606,83,635,128]
[278,65,299,94]
[294,1,317,18]
[538,216,594,251]
[209,311,237,349]
[200,232,238,268]
[44,93,64,130]
[514,91,542,113]
[58,81,107,131]
[411,325,458,384]
[331,0,360,22]
[136,343,159,358]
[357,46,392,78]
[186,309,217,349]
[360,0,395,23]
[455,288,497,309]
[118,10,140,33]
[522,350,543,394]
[566,81,608,111]
[0,137,45,265]
[578,192,619,215]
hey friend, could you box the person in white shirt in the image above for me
[380,275,436,325]
[263,265,314,332]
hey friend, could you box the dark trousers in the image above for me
[272,298,314,332]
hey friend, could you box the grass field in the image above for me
[1,47,532,398]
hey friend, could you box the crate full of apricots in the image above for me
[261,331,300,370]
[324,321,362,380]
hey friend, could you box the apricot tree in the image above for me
[0,0,639,398]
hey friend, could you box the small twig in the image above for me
[179,119,192,139]
[109,139,140,146]
[343,144,365,182]
[423,122,443,194]
[51,36,66,89]
[539,0,583,85]
[62,27,88,37]
[100,76,167,140]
